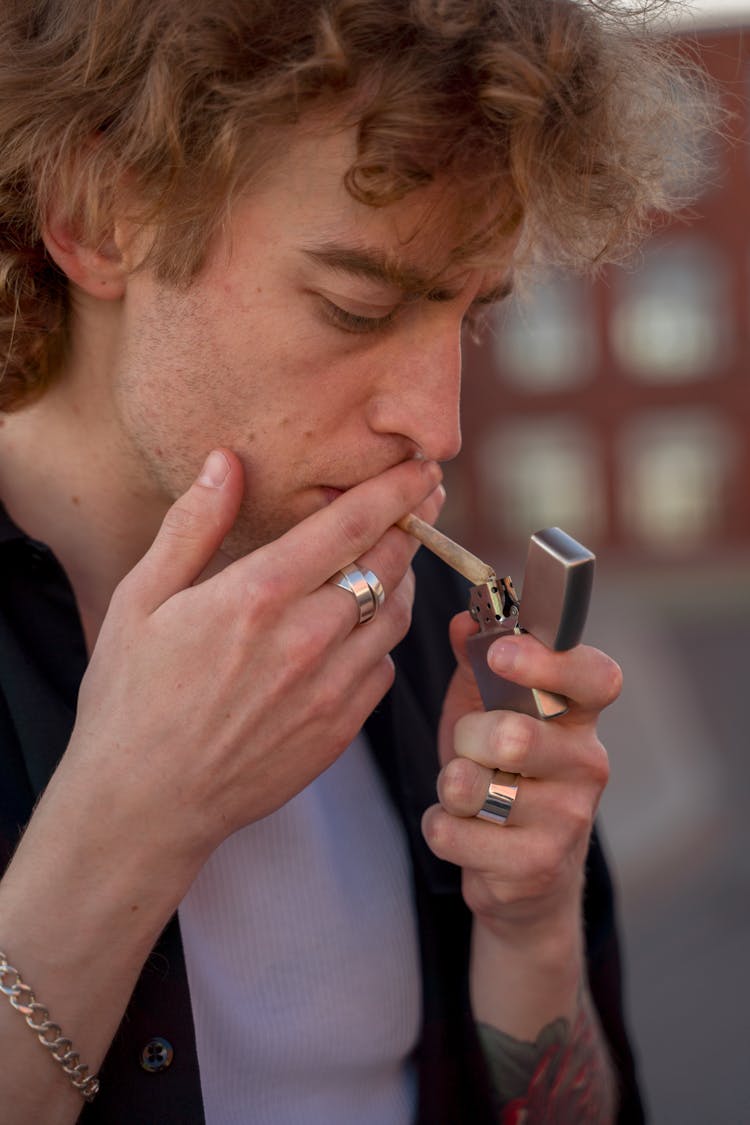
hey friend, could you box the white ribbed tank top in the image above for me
[178,733,422,1124]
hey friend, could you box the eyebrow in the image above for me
[302,244,433,295]
[301,243,513,305]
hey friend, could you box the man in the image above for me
[0,1,704,1121]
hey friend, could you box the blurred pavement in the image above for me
[591,565,750,1124]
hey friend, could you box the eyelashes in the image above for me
[320,299,397,334]
[319,292,503,337]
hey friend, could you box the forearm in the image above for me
[471,918,616,1122]
[0,757,203,1125]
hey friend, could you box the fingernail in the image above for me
[199,450,230,488]
[488,638,518,672]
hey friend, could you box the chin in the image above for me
[218,504,305,560]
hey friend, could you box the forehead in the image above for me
[225,121,519,286]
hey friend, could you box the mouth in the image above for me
[319,457,421,506]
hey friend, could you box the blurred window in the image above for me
[611,239,732,382]
[490,277,597,392]
[478,417,605,541]
[619,411,736,549]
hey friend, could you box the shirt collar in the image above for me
[0,502,26,544]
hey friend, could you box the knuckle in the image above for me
[333,507,374,558]
[108,572,135,614]
[589,738,611,789]
[493,712,533,772]
[161,498,203,540]
[270,643,305,684]
[525,837,562,896]
[308,608,339,653]
[238,571,294,632]
[439,758,480,809]
[599,653,624,707]
[565,793,596,841]
[108,565,158,620]
[307,676,340,725]
[247,567,293,610]
[422,807,454,857]
[461,870,499,918]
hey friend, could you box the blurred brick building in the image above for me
[447,20,750,568]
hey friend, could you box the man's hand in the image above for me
[68,447,443,861]
[424,611,619,941]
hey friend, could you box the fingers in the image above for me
[484,633,622,717]
[119,450,441,625]
[423,802,522,867]
[437,670,611,827]
[451,705,609,780]
[409,479,446,528]
[431,621,619,928]
[124,448,245,612]
[437,738,536,827]
[307,478,444,633]
[424,768,599,870]
[422,801,557,874]
[251,457,443,594]
[336,565,416,661]
[450,616,622,718]
[436,753,496,817]
[453,710,555,778]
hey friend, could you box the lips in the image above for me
[320,457,416,504]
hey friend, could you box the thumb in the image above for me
[128,448,244,611]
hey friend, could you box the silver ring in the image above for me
[333,565,380,625]
[476,770,519,825]
[362,569,385,609]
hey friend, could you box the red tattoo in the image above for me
[498,1001,612,1124]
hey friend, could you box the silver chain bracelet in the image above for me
[0,950,100,1102]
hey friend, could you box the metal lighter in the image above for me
[466,527,595,719]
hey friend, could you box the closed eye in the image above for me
[320,298,397,334]
[319,276,513,337]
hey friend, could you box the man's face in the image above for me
[111,125,514,557]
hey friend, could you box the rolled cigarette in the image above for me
[397,513,495,585]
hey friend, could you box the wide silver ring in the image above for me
[476,770,519,825]
[333,565,382,625]
[362,570,385,609]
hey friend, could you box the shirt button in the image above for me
[140,1037,174,1073]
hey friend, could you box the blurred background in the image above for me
[442,4,750,1120]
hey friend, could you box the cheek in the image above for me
[121,277,376,470]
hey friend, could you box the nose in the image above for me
[367,320,463,462]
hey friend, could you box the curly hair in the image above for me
[0,0,714,410]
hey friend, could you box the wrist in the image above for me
[471,915,584,1038]
[59,730,218,885]
[2,754,207,964]
[472,888,584,959]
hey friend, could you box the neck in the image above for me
[0,368,168,651]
